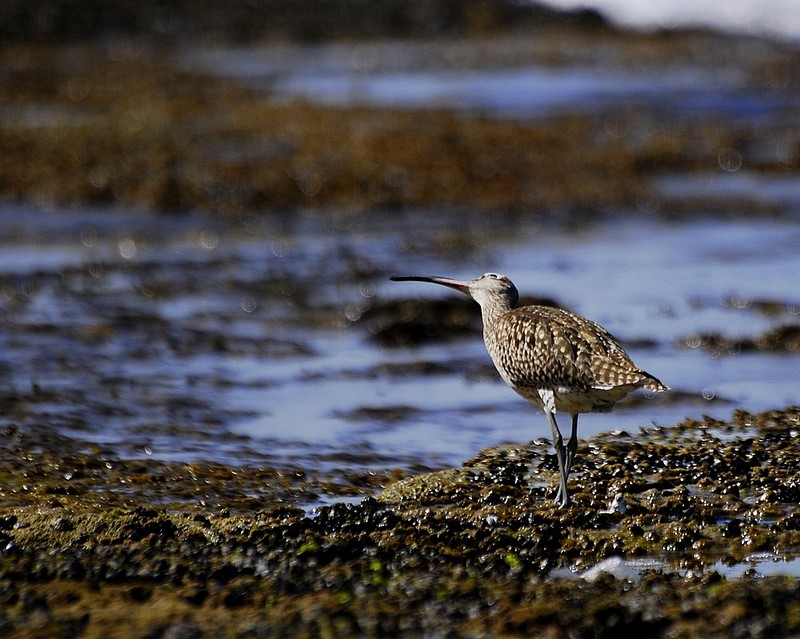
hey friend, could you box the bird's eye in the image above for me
[485,273,499,279]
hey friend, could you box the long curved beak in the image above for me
[390,275,471,295]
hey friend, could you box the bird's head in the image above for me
[390,272,519,311]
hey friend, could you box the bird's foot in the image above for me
[553,486,571,508]
[554,495,571,508]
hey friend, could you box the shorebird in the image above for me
[390,272,668,507]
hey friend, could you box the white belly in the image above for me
[511,383,634,415]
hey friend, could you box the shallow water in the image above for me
[4,32,799,496]
[187,39,795,121]
[1,200,798,481]
[556,552,800,582]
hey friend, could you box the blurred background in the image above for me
[1,0,798,504]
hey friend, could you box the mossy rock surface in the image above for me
[1,408,800,637]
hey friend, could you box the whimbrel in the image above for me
[390,272,668,507]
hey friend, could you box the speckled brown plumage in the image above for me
[390,272,669,508]
[484,305,667,414]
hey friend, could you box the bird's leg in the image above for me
[564,414,579,477]
[554,416,580,507]
[545,410,570,508]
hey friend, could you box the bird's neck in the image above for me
[478,300,513,328]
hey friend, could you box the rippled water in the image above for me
[1,200,798,477]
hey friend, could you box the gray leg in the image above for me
[545,410,570,508]
[564,414,579,477]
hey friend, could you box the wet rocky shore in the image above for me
[1,407,800,637]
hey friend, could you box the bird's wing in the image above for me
[488,307,664,391]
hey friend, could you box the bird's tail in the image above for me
[642,375,669,392]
